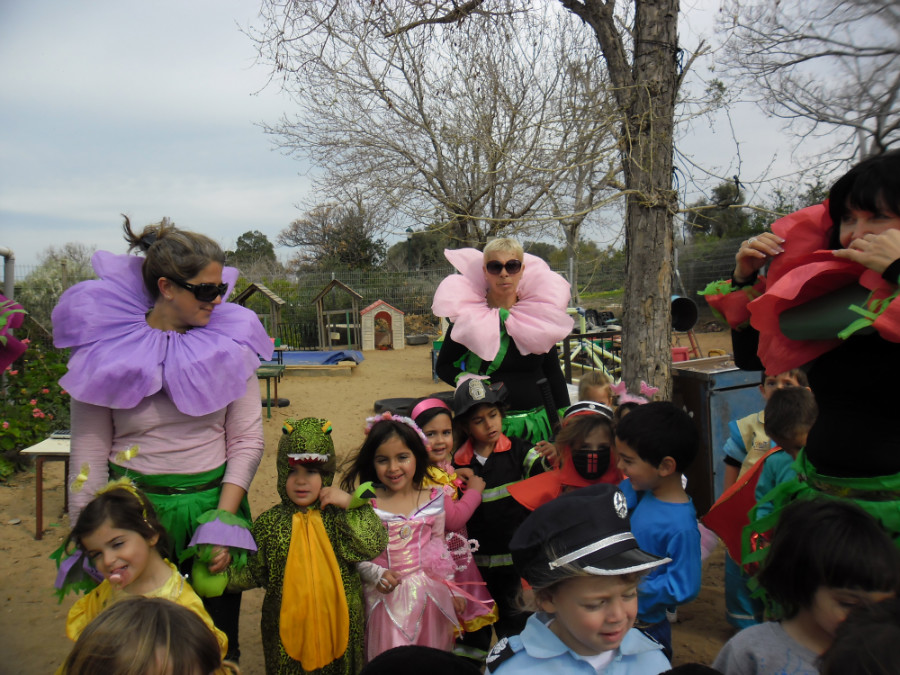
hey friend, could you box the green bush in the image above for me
[1,340,70,480]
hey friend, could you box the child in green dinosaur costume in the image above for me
[228,418,388,675]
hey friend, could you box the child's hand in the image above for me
[377,570,402,594]
[453,596,466,615]
[318,486,352,510]
[207,546,232,574]
[463,474,486,494]
[455,467,475,485]
[536,440,559,467]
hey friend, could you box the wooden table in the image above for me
[273,345,286,365]
[20,436,70,540]
[257,364,286,419]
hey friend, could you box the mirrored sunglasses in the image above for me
[168,277,229,302]
[485,259,523,275]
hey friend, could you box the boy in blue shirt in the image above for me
[614,402,701,660]
[486,483,671,674]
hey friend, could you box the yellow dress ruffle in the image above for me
[65,559,228,657]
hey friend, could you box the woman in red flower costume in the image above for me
[702,150,900,541]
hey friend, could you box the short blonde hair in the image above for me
[578,371,612,401]
[483,238,524,261]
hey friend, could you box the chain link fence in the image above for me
[5,237,744,346]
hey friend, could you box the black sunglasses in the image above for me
[485,259,523,275]
[167,277,229,302]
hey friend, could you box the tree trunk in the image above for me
[619,0,678,398]
[588,0,678,397]
[564,226,580,305]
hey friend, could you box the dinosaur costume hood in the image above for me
[277,417,337,505]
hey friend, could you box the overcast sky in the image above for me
[0,0,819,271]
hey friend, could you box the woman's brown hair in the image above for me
[122,215,225,300]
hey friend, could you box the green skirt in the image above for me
[744,450,900,567]
[742,450,900,615]
[108,463,252,562]
[502,406,561,444]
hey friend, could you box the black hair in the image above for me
[819,597,900,675]
[412,403,452,430]
[827,150,900,249]
[66,485,171,560]
[661,666,723,675]
[760,368,808,387]
[660,666,723,675]
[614,401,698,471]
[341,419,430,491]
[452,401,506,443]
[757,497,900,620]
[612,401,641,428]
[763,387,818,444]
[360,645,482,675]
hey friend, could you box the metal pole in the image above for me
[0,246,15,299]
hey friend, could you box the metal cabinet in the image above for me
[672,356,764,516]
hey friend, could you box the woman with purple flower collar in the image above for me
[51,216,272,660]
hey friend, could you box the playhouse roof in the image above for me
[361,299,404,316]
[232,283,286,306]
[311,279,363,304]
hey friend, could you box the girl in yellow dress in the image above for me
[61,481,227,656]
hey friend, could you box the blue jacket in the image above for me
[486,613,670,674]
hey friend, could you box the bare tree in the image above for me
[250,4,623,250]
[544,36,623,302]
[18,243,96,328]
[719,0,900,161]
[251,0,704,394]
[278,199,388,270]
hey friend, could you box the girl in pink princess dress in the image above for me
[341,414,463,661]
[432,238,573,443]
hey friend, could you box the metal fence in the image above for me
[4,238,743,340]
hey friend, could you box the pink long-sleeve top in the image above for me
[68,374,264,520]
[443,487,482,532]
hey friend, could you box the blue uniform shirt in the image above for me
[486,612,670,675]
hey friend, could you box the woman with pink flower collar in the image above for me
[432,239,573,443]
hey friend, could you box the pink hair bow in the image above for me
[611,380,659,405]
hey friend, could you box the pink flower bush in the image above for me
[0,336,70,466]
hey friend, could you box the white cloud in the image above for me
[0,0,310,269]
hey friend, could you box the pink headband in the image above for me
[411,398,451,422]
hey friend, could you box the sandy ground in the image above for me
[0,332,735,674]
